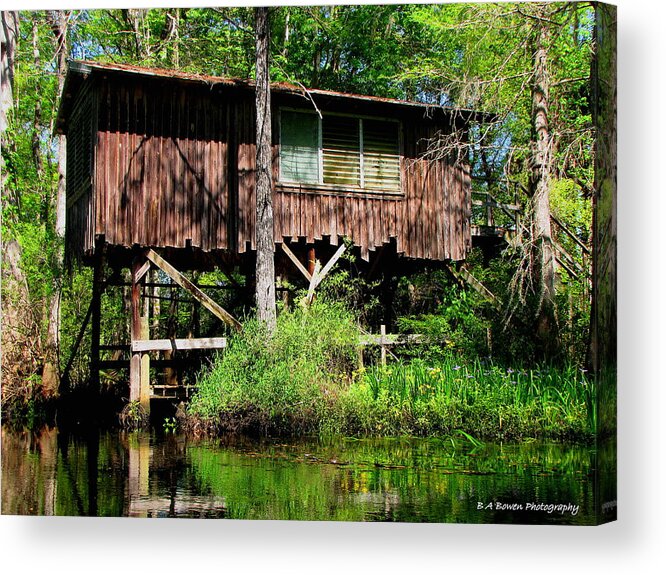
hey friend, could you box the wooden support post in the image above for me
[305,260,322,306]
[150,268,160,337]
[380,324,387,367]
[130,257,143,409]
[140,315,150,413]
[303,243,347,306]
[164,277,178,387]
[307,245,316,277]
[90,249,103,393]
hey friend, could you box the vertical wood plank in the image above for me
[329,194,337,245]
[140,315,150,413]
[210,100,219,251]
[90,245,103,394]
[202,98,210,252]
[130,256,143,405]
[307,193,314,243]
[380,324,387,367]
[314,193,321,241]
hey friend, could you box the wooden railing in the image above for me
[471,190,521,230]
[470,182,591,281]
[358,324,424,366]
[549,214,591,280]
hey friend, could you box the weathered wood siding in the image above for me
[65,69,471,263]
[65,78,96,263]
[234,99,471,261]
[87,75,230,255]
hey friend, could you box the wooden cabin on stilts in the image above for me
[56,60,492,417]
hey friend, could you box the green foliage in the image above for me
[186,297,595,441]
[187,301,359,435]
[270,6,401,95]
[344,358,594,440]
[317,241,383,325]
[398,3,595,359]
[72,8,256,77]
[551,179,592,241]
[58,268,93,383]
[118,400,148,431]
[397,274,491,360]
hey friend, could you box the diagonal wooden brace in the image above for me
[312,243,346,291]
[145,249,241,331]
[303,243,347,306]
[281,242,312,282]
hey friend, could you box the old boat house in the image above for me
[56,60,487,411]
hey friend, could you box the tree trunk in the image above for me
[122,9,149,61]
[49,10,68,238]
[589,4,617,374]
[41,10,69,398]
[31,17,44,183]
[1,11,18,193]
[168,8,180,68]
[529,14,559,357]
[254,7,277,333]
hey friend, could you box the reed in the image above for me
[353,357,595,440]
[187,305,595,441]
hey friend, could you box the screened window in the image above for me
[362,119,401,191]
[279,109,401,193]
[279,110,320,183]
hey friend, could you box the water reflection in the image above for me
[1,427,616,524]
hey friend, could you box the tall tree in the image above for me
[41,10,70,397]
[528,5,558,355]
[254,7,276,332]
[1,11,18,189]
[401,2,594,359]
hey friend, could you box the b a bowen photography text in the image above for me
[477,501,581,517]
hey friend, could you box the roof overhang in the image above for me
[55,59,496,134]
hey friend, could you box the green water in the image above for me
[1,426,615,524]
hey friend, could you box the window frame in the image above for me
[277,107,403,196]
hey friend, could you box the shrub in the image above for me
[186,298,595,442]
[186,301,358,435]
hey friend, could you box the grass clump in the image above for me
[186,301,358,436]
[186,302,597,442]
[346,359,595,440]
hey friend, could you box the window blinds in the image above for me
[280,110,401,193]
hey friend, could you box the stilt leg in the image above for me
[90,246,103,394]
[130,256,147,415]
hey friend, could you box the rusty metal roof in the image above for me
[57,59,491,133]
